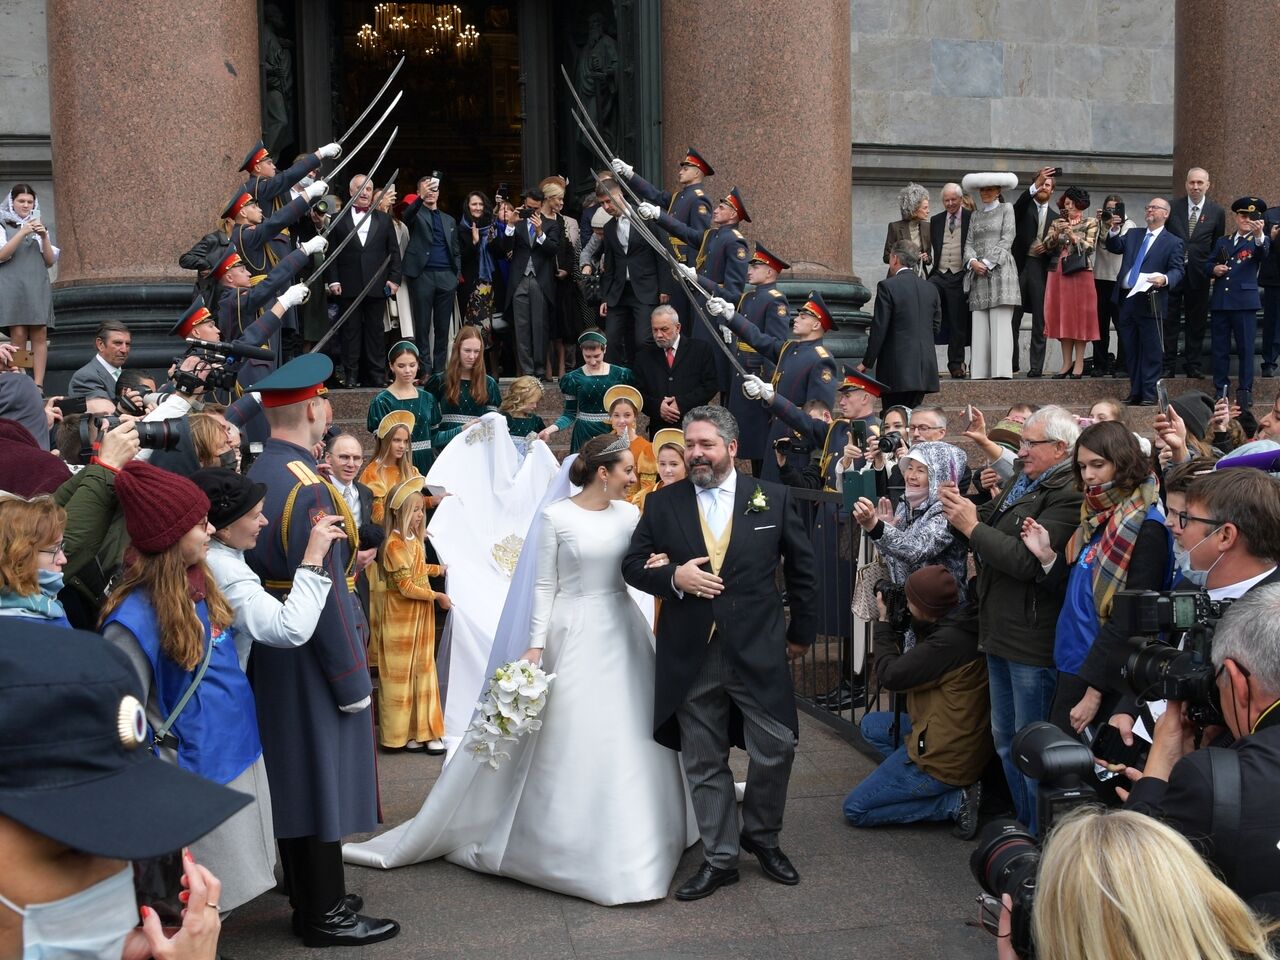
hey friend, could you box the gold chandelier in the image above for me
[358,4,481,62]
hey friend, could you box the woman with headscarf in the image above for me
[851,440,970,643]
[1019,421,1173,735]
[1044,186,1101,379]
[961,173,1022,379]
[0,183,58,392]
[883,183,931,277]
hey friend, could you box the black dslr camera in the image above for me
[969,722,1098,958]
[877,430,905,454]
[1115,589,1232,728]
[78,414,180,463]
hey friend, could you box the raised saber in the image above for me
[325,90,402,185]
[565,107,748,379]
[320,126,399,241]
[309,253,394,357]
[334,56,405,148]
[300,167,399,301]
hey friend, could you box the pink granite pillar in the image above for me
[660,0,853,283]
[47,0,261,286]
[1174,0,1280,204]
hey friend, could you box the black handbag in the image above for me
[1060,247,1089,275]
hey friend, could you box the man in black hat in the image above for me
[1207,197,1272,409]
[0,622,248,957]
[499,186,562,377]
[245,353,399,947]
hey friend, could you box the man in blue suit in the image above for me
[1105,197,1185,405]
[1207,197,1272,409]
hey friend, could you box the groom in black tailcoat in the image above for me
[622,405,817,901]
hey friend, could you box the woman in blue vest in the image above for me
[1020,420,1173,737]
[100,460,273,914]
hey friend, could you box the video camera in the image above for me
[172,337,275,395]
[968,722,1098,958]
[1116,589,1232,728]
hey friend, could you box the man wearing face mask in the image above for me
[1107,468,1280,750]
[1123,584,1280,902]
[0,622,247,960]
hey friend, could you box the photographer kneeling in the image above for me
[842,566,992,839]
[1122,584,1280,902]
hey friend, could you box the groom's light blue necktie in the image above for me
[1126,231,1155,288]
[700,487,727,538]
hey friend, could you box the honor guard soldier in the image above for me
[240,138,339,264]
[224,179,327,289]
[610,147,714,266]
[211,238,324,392]
[708,289,839,481]
[638,187,751,392]
[245,353,400,948]
[1208,197,1272,410]
[727,244,792,473]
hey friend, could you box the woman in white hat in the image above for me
[960,173,1022,379]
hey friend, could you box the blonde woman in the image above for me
[360,410,420,524]
[999,807,1280,960]
[500,374,547,437]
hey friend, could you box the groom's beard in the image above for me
[688,456,730,487]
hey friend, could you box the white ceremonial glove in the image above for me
[610,157,634,179]
[636,201,660,220]
[705,295,732,318]
[676,263,699,285]
[742,375,764,399]
[758,379,776,403]
[339,696,371,714]
[316,142,342,159]
[720,324,733,345]
[300,235,328,256]
[277,283,310,309]
[304,180,328,201]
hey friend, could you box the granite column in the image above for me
[45,0,261,378]
[1174,0,1280,203]
[660,0,866,352]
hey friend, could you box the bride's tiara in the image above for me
[601,435,630,456]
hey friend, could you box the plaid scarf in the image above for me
[1066,474,1159,621]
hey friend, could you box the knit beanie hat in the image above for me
[1171,391,1213,441]
[904,565,960,620]
[114,460,210,555]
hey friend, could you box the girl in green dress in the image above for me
[367,340,442,475]
[425,324,501,449]
[499,375,547,437]
[538,328,634,453]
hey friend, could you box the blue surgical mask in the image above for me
[1174,525,1223,588]
[0,866,137,960]
[37,568,64,599]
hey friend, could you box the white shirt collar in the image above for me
[1210,568,1277,601]
[982,199,1000,212]
[667,334,681,352]
[1145,225,1164,238]
[95,354,122,380]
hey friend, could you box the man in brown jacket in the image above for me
[841,566,994,840]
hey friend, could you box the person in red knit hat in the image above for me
[98,459,278,914]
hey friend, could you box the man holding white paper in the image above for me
[1105,198,1185,406]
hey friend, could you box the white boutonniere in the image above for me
[745,484,769,514]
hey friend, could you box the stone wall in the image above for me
[0,0,54,240]
[850,0,1176,304]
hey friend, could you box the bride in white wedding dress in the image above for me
[344,434,698,905]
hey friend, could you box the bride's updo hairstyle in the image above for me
[569,432,630,488]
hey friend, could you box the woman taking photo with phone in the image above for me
[0,183,58,392]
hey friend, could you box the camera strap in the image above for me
[1207,747,1242,883]
[152,639,215,753]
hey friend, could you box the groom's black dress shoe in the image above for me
[740,833,800,885]
[297,900,399,947]
[674,862,739,901]
[291,894,364,936]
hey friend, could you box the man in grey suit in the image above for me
[623,406,817,901]
[1164,167,1227,378]
[402,174,461,375]
[67,320,131,413]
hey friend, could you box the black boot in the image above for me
[298,899,400,948]
[291,894,364,937]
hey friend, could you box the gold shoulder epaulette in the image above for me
[694,188,705,197]
[732,229,744,239]
[769,288,783,297]
[286,461,322,485]
[815,346,830,358]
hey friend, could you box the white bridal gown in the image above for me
[344,498,697,905]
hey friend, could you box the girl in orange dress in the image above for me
[376,476,452,753]
[360,410,420,524]
[604,385,657,500]
[631,427,687,511]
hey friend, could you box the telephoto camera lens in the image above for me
[970,818,1039,958]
